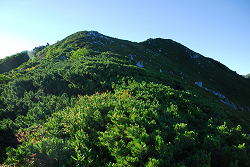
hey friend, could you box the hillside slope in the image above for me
[1,31,250,166]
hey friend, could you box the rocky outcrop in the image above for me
[195,81,237,110]
[127,54,134,62]
[60,55,69,59]
[192,53,199,59]
[219,98,237,110]
[147,38,154,44]
[244,105,250,112]
[136,60,143,68]
[207,89,225,99]
[239,105,250,112]
[195,81,202,87]
[186,48,199,59]
[87,31,110,40]
[88,31,101,37]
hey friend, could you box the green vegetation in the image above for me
[0,31,250,166]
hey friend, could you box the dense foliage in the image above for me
[0,31,250,166]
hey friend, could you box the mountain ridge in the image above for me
[1,30,250,166]
[54,30,250,108]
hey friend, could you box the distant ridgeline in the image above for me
[1,31,250,166]
[0,52,29,74]
[244,73,250,79]
[0,44,49,74]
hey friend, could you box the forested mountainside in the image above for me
[1,31,250,166]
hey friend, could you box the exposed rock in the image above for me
[147,38,154,44]
[60,55,69,59]
[240,105,250,112]
[136,60,144,68]
[207,89,225,99]
[195,81,236,110]
[186,48,199,59]
[193,53,199,59]
[127,54,134,61]
[220,98,237,110]
[195,81,202,87]
[159,69,162,72]
[87,30,106,39]
[88,30,99,36]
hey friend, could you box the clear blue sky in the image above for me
[0,0,249,74]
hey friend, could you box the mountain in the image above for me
[0,44,48,74]
[245,73,250,79]
[1,31,250,166]
[0,51,29,74]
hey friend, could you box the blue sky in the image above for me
[0,0,249,74]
